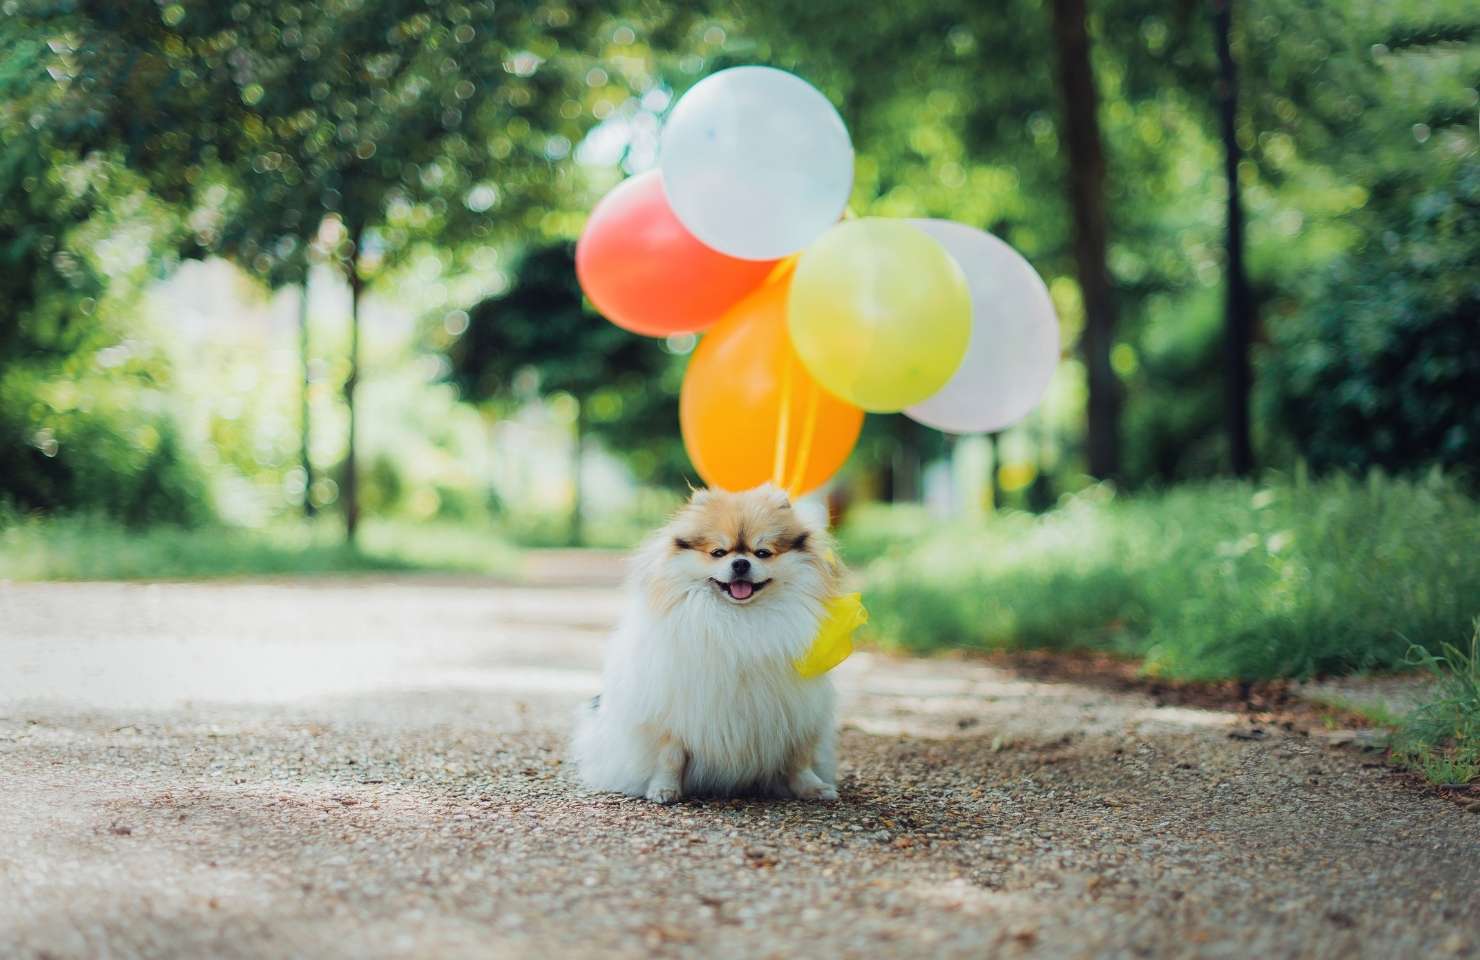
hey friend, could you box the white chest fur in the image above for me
[584,592,836,795]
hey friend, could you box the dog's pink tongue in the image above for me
[729,580,754,600]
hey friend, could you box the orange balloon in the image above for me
[680,276,864,495]
[576,171,780,337]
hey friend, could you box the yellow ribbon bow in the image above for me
[794,592,868,678]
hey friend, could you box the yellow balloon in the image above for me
[787,218,971,412]
[793,592,868,678]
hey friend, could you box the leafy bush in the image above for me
[1392,622,1480,786]
[848,474,1480,681]
[834,503,940,566]
[1260,166,1480,480]
[0,382,210,527]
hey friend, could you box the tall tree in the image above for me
[1050,0,1121,480]
[1212,0,1253,476]
[20,0,601,538]
[296,271,315,518]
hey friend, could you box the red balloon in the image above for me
[575,171,780,337]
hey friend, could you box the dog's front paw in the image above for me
[644,783,682,805]
[788,767,839,801]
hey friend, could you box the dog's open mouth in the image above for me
[710,578,770,602]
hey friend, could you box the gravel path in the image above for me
[2,577,1477,959]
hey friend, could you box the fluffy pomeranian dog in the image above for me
[573,484,842,803]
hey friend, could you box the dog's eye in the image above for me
[754,548,773,559]
[710,548,727,558]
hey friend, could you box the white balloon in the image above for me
[659,66,853,261]
[903,220,1060,434]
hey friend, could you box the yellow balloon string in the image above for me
[785,376,821,498]
[772,350,794,487]
[765,254,802,490]
[763,254,798,288]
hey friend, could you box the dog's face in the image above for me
[650,485,836,611]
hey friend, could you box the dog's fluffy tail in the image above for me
[571,696,653,798]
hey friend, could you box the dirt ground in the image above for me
[2,575,1477,959]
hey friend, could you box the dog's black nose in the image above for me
[730,557,751,575]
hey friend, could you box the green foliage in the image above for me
[1261,165,1480,478]
[2,0,635,528]
[0,26,104,367]
[1391,622,1480,785]
[15,0,608,275]
[848,474,1480,681]
[0,369,211,527]
[2,14,207,524]
[1246,1,1480,479]
[834,503,939,566]
[489,489,681,550]
[0,514,518,581]
[3,0,1478,542]
[448,243,689,486]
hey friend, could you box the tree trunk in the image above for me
[1050,0,1121,481]
[569,401,584,547]
[987,431,1001,512]
[298,270,315,519]
[343,236,362,543]
[1213,0,1254,476]
[891,416,921,503]
[879,423,897,503]
[1027,417,1055,512]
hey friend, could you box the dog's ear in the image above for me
[688,487,717,506]
[753,483,791,509]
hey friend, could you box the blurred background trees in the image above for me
[2,0,1476,539]
[448,243,684,544]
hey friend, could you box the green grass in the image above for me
[0,514,519,581]
[495,492,684,550]
[845,473,1480,682]
[1390,622,1480,786]
[1317,699,1406,731]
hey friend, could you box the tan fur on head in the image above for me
[645,484,840,612]
[670,486,837,574]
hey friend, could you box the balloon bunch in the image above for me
[577,66,1060,497]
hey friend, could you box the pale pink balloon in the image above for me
[903,220,1060,434]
